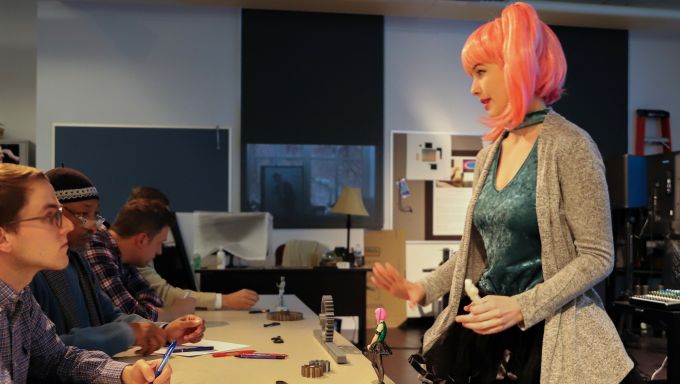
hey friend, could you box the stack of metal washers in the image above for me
[301,360,331,378]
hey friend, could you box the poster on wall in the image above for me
[431,155,476,237]
[424,135,481,240]
[405,133,451,180]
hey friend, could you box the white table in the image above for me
[117,295,394,383]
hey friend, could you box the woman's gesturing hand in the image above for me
[371,262,425,309]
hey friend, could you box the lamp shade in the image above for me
[331,187,369,216]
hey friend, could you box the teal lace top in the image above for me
[473,135,543,296]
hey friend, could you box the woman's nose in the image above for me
[470,79,480,96]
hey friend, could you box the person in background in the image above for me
[30,167,205,356]
[129,186,258,310]
[0,163,171,383]
[371,2,639,383]
[84,198,194,322]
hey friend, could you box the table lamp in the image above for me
[331,186,369,255]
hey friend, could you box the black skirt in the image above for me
[368,341,393,356]
[422,295,544,384]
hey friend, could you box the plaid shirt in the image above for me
[0,281,127,383]
[84,230,163,321]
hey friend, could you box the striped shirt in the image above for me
[0,281,126,383]
[84,230,163,321]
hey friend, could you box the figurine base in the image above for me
[267,310,303,321]
[312,329,347,364]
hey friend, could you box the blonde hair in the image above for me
[461,2,567,140]
[0,164,47,227]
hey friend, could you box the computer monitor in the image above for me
[0,140,35,166]
[193,211,274,267]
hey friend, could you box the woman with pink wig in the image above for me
[364,307,392,384]
[373,2,639,383]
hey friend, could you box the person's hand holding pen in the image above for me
[164,314,206,344]
[120,358,172,384]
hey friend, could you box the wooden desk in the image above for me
[198,267,370,346]
[117,295,393,384]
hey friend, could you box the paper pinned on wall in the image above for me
[405,133,452,181]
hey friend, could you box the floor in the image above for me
[364,317,668,383]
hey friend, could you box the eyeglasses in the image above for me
[62,206,106,228]
[6,206,64,229]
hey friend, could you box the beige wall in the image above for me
[0,0,36,142]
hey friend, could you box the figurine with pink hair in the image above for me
[364,307,392,384]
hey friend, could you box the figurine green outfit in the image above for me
[365,307,392,383]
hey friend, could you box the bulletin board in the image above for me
[392,133,482,241]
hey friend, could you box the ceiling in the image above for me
[58,0,680,30]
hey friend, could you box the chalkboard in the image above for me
[54,126,229,220]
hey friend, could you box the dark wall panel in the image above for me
[242,10,384,146]
[552,26,628,157]
[55,126,229,220]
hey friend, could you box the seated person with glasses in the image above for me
[0,163,171,383]
[30,167,205,357]
[84,198,192,322]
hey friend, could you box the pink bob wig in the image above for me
[461,2,567,141]
[375,307,387,322]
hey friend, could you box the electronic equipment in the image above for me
[646,152,680,236]
[630,289,680,310]
[193,211,274,266]
[604,154,648,209]
[0,140,34,166]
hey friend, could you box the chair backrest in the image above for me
[279,240,329,267]
[153,212,197,290]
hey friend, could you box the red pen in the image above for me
[212,349,256,357]
[236,353,288,359]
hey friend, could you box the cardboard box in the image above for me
[364,230,407,328]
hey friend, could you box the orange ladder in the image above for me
[635,109,671,155]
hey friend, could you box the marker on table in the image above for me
[212,349,256,358]
[236,353,288,360]
[173,346,215,353]
[183,291,192,299]
[155,340,177,378]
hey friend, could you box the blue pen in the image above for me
[155,340,177,378]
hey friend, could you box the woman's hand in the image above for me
[455,295,524,335]
[371,262,425,308]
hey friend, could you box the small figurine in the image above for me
[464,278,482,303]
[276,276,287,311]
[365,307,392,384]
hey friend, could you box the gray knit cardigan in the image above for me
[418,110,633,383]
